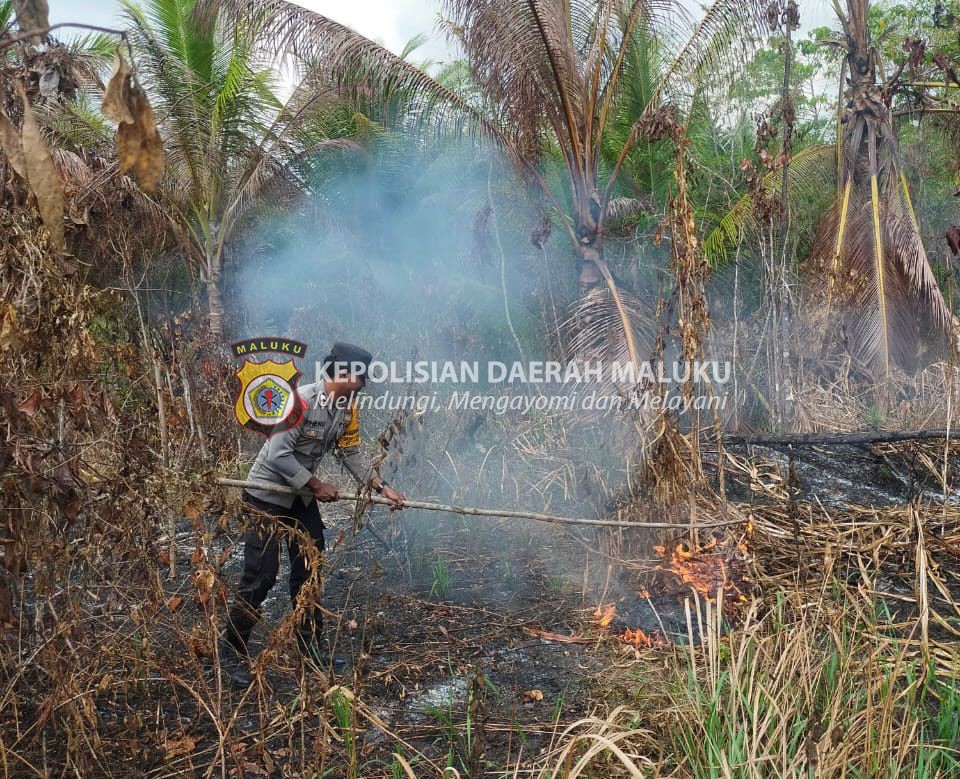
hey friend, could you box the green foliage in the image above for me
[545,570,566,594]
[499,558,516,588]
[388,750,416,779]
[731,30,838,143]
[865,402,886,430]
[915,673,960,777]
[598,30,677,210]
[114,0,382,334]
[430,554,450,599]
[670,593,960,778]
[330,691,357,777]
[423,666,493,776]
[41,100,114,151]
[703,144,837,267]
[122,0,280,204]
[66,32,117,59]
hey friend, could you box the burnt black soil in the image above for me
[168,507,635,775]
[717,440,958,508]
[86,441,957,776]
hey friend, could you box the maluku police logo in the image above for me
[231,337,307,436]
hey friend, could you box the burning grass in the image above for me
[595,609,663,648]
[4,368,960,777]
[524,432,960,777]
[651,536,750,605]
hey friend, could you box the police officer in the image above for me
[222,342,404,687]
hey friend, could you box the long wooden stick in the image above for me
[215,478,743,530]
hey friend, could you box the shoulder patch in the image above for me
[337,399,361,449]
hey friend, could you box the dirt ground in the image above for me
[82,438,953,776]
[156,500,651,776]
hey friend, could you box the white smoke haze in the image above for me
[222,119,952,604]
[222,130,754,513]
[221,133,682,606]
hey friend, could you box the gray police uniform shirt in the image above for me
[245,382,371,508]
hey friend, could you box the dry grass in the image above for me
[789,361,960,434]
[664,585,960,778]
[508,430,960,778]
[510,496,960,776]
[523,707,660,778]
[5,196,960,776]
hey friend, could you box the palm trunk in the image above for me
[205,261,224,342]
[202,225,228,342]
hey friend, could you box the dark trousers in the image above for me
[225,492,326,652]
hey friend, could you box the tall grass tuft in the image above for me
[668,587,960,778]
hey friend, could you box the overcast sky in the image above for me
[52,0,457,64]
[52,0,839,66]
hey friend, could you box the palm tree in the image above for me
[201,0,772,365]
[808,0,953,379]
[122,0,367,340]
[707,0,955,379]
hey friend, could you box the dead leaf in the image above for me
[135,125,164,192]
[164,735,196,760]
[241,761,270,778]
[194,568,214,607]
[60,493,80,523]
[262,752,276,774]
[166,595,184,613]
[3,540,26,575]
[38,68,59,98]
[18,85,64,254]
[66,382,85,416]
[438,624,462,645]
[0,112,25,180]
[116,122,140,177]
[522,627,593,644]
[195,569,214,591]
[17,389,40,417]
[101,50,134,124]
[189,627,212,657]
[158,548,171,567]
[0,304,18,351]
[12,0,49,43]
[116,82,164,193]
[521,689,543,702]
[0,582,13,627]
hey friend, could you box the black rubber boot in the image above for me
[296,631,347,674]
[220,639,252,688]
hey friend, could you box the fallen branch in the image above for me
[523,627,594,644]
[215,478,744,530]
[710,429,956,447]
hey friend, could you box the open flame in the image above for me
[653,538,748,604]
[593,604,616,628]
[591,534,749,647]
[621,627,659,648]
[593,604,664,648]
